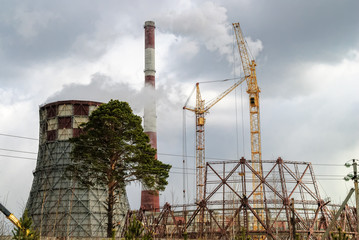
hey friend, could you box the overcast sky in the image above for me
[1,0,359,221]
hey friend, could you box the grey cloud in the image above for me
[157,1,232,58]
[0,2,98,65]
[224,0,359,98]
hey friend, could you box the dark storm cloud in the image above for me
[224,0,359,97]
[0,1,100,62]
[226,0,359,61]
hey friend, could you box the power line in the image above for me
[197,77,242,84]
[0,132,351,167]
[0,148,348,168]
[0,133,38,141]
[0,148,37,155]
[0,154,349,180]
[0,154,37,160]
[0,153,349,178]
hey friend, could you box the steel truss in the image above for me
[122,158,357,239]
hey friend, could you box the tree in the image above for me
[66,100,171,238]
[11,209,39,240]
[124,216,152,240]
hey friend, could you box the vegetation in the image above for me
[295,233,303,240]
[67,100,171,238]
[235,228,251,240]
[11,210,39,240]
[331,227,349,240]
[124,216,152,240]
[182,231,188,240]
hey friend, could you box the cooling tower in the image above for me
[26,100,129,238]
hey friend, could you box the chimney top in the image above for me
[144,21,155,28]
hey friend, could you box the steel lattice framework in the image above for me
[123,158,358,239]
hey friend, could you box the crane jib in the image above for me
[0,203,11,217]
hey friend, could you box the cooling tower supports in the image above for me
[141,20,160,212]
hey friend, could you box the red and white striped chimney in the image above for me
[141,21,159,212]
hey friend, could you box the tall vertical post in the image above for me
[290,198,296,240]
[352,160,359,236]
[195,83,205,203]
[141,21,159,212]
[322,188,355,240]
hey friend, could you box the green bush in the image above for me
[124,216,152,240]
[11,210,39,240]
[331,227,349,240]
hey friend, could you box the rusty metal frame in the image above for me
[122,158,357,239]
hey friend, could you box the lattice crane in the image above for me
[184,78,246,202]
[183,23,264,210]
[233,22,264,229]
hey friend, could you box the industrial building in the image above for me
[18,20,358,240]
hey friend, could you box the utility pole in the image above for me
[352,159,359,236]
[344,159,359,237]
[322,188,355,240]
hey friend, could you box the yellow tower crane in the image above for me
[233,22,264,230]
[184,24,264,234]
[184,78,246,202]
[184,23,264,204]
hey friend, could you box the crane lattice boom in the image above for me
[233,22,264,232]
[184,78,245,203]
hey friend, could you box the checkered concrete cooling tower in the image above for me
[26,100,129,238]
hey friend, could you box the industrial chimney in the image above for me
[141,21,159,211]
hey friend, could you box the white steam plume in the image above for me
[45,73,183,114]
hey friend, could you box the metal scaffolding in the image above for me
[122,158,357,239]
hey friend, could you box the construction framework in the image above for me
[122,158,358,239]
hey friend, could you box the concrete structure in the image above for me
[141,21,160,211]
[26,100,129,238]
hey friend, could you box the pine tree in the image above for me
[66,100,171,238]
[124,216,144,240]
[11,209,39,240]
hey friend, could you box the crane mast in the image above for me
[233,22,264,231]
[195,83,205,203]
[184,78,246,203]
